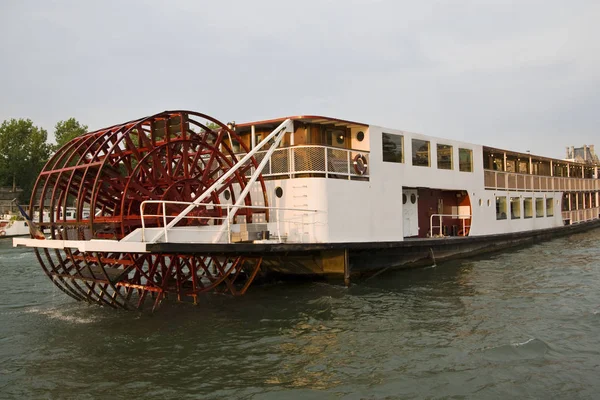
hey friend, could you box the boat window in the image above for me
[412,139,430,167]
[410,193,417,204]
[553,162,568,177]
[523,198,533,218]
[382,133,404,163]
[505,157,517,173]
[496,196,507,220]
[546,198,554,217]
[510,197,521,219]
[518,159,529,174]
[437,144,453,170]
[532,159,551,176]
[459,148,473,172]
[535,198,544,217]
[402,194,407,204]
[483,149,504,171]
[333,129,346,146]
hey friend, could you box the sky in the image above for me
[1,0,599,159]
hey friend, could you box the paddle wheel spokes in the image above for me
[26,110,274,310]
[29,110,269,241]
[33,248,263,311]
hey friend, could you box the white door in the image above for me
[403,189,419,237]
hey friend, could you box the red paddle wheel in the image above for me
[29,111,268,310]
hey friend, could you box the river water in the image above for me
[1,231,600,399]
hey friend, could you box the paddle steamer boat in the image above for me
[13,111,600,309]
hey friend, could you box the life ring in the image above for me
[0,230,5,237]
[353,153,368,175]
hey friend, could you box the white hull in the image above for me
[0,218,29,238]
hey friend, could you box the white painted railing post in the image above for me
[162,202,168,242]
[141,203,146,242]
[325,147,329,178]
[226,204,231,244]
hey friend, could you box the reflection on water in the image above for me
[1,230,600,398]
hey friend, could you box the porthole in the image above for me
[402,194,407,204]
[224,189,231,200]
[356,131,365,142]
[487,199,491,207]
[478,199,482,206]
[336,134,345,144]
[275,187,283,198]
[410,194,417,204]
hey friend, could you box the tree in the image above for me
[54,117,88,150]
[0,119,50,201]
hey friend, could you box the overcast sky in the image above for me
[1,0,599,158]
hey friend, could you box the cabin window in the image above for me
[459,148,473,172]
[496,196,507,220]
[532,160,551,176]
[523,198,533,218]
[510,197,521,219]
[505,158,517,173]
[437,144,453,170]
[483,149,504,171]
[535,198,544,217]
[412,139,430,167]
[382,133,403,163]
[518,160,529,174]
[546,198,554,217]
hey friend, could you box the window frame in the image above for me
[546,198,554,217]
[459,148,473,172]
[523,198,533,219]
[496,196,507,220]
[412,138,431,167]
[382,132,404,163]
[437,143,453,170]
[510,197,521,219]
[535,198,544,218]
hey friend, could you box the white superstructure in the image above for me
[12,110,600,310]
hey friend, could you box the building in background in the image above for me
[566,145,599,165]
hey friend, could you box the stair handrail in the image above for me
[145,119,292,243]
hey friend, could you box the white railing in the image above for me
[561,207,600,225]
[237,145,369,179]
[429,213,472,237]
[484,170,600,192]
[139,200,324,244]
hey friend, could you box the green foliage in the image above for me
[0,119,51,202]
[54,117,88,150]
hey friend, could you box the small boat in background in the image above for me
[0,216,30,238]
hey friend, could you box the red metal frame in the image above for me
[29,111,268,310]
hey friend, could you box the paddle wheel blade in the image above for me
[25,110,270,310]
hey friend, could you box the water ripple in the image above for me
[1,231,600,398]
